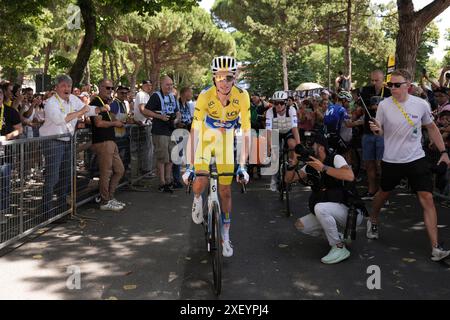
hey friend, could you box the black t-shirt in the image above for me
[0,105,21,136]
[360,85,391,135]
[146,91,179,136]
[89,97,115,144]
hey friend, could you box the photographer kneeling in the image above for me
[286,134,363,264]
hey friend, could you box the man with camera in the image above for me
[145,75,181,193]
[286,134,363,264]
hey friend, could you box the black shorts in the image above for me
[380,157,433,193]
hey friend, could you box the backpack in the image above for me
[323,104,345,133]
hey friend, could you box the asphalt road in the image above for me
[0,176,449,300]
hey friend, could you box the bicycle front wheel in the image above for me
[210,202,222,296]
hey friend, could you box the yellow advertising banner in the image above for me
[386,54,396,82]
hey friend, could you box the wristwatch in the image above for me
[321,165,330,173]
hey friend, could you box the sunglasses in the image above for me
[274,101,285,106]
[215,75,235,82]
[387,82,407,88]
[104,86,114,90]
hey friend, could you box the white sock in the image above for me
[222,223,230,242]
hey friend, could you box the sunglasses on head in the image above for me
[387,82,407,88]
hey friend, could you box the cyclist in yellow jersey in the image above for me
[182,56,251,258]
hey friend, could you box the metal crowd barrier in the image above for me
[0,133,74,249]
[0,123,155,249]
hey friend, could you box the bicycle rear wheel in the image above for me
[210,202,222,296]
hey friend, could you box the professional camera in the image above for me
[295,144,315,162]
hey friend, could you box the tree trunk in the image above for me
[150,64,161,90]
[43,43,52,75]
[396,0,450,79]
[109,52,115,82]
[102,51,107,79]
[281,46,289,91]
[85,61,91,85]
[69,0,96,88]
[143,41,150,80]
[344,0,352,85]
[114,53,120,84]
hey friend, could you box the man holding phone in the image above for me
[368,69,450,262]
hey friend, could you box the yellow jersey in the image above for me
[192,85,251,131]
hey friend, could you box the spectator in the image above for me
[359,70,392,199]
[134,80,154,174]
[110,85,132,171]
[287,96,298,111]
[90,79,126,211]
[39,74,99,216]
[0,82,13,108]
[145,75,181,193]
[172,86,194,189]
[250,92,268,131]
[433,87,450,116]
[0,86,23,223]
[335,71,351,92]
[73,87,81,96]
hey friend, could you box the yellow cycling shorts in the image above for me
[194,129,235,185]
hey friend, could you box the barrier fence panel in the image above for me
[0,134,74,249]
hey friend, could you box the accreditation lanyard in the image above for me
[97,96,112,121]
[55,94,73,114]
[392,98,415,127]
[0,104,5,131]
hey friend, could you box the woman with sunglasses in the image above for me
[368,69,450,262]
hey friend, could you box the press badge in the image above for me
[412,127,418,139]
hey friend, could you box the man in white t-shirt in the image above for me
[368,69,450,262]
[133,80,153,173]
[286,134,362,264]
[40,74,103,217]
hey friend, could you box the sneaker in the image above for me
[222,240,234,257]
[111,199,126,207]
[270,178,277,192]
[100,200,123,212]
[366,219,379,239]
[171,181,183,189]
[321,244,350,264]
[361,191,376,201]
[192,196,203,224]
[164,184,174,193]
[431,244,450,262]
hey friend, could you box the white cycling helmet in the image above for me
[271,91,288,101]
[211,56,238,75]
[337,90,353,102]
